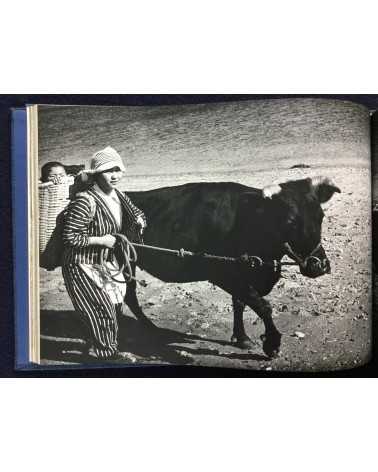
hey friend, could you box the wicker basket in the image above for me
[39,178,73,254]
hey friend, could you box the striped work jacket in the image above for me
[62,188,146,265]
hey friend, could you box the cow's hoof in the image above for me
[231,335,253,350]
[260,332,282,358]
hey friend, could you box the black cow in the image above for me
[123,176,340,358]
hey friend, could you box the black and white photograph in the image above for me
[37,99,372,371]
[3,5,378,472]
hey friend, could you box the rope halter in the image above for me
[283,241,322,270]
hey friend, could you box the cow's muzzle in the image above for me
[301,254,331,278]
[284,242,331,278]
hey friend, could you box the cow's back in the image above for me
[126,182,254,282]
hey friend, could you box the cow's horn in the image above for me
[262,184,282,199]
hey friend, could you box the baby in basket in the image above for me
[41,161,67,184]
[40,161,77,185]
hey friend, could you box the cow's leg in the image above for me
[243,286,281,358]
[213,278,281,357]
[230,297,253,349]
[124,264,155,328]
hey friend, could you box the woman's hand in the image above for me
[101,235,117,248]
[51,175,64,185]
[136,216,146,233]
[88,235,116,248]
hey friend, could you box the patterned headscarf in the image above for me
[90,146,126,173]
[78,146,126,183]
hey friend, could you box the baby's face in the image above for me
[47,166,66,182]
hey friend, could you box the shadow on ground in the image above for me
[40,309,268,365]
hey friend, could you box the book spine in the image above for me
[11,108,30,369]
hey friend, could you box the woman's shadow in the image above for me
[40,309,268,365]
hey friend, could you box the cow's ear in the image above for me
[311,176,341,204]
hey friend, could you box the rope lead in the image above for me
[106,236,304,287]
[101,233,140,285]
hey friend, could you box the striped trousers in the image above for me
[62,263,120,359]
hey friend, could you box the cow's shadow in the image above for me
[40,309,268,365]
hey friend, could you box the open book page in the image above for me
[36,99,371,371]
[371,112,378,321]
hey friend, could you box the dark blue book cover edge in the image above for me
[11,108,30,369]
[10,108,148,371]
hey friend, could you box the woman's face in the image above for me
[96,166,123,193]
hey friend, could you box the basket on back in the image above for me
[39,178,73,254]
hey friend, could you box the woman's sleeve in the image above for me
[123,194,147,226]
[63,196,92,247]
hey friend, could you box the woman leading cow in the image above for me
[62,146,146,361]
